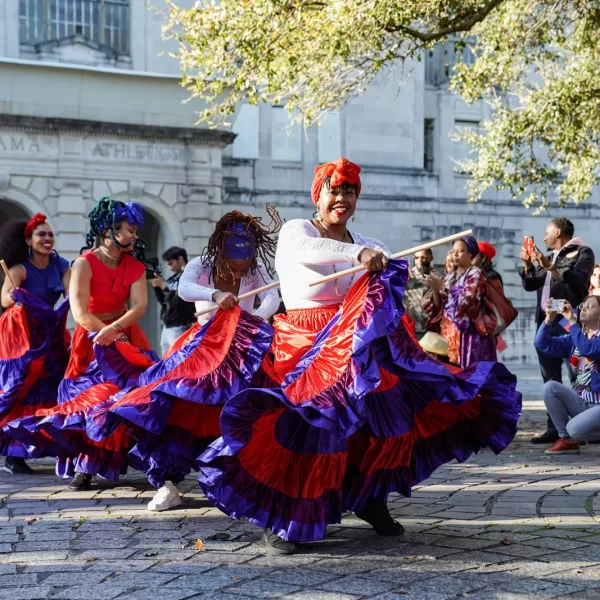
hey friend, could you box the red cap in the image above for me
[311,157,361,205]
[478,242,496,261]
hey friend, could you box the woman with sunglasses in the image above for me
[536,296,600,454]
[0,213,70,474]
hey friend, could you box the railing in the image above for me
[19,0,129,55]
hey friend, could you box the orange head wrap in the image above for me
[24,213,48,239]
[311,157,361,205]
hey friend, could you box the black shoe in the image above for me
[355,500,405,537]
[261,528,300,555]
[69,473,92,491]
[531,429,560,444]
[3,457,35,475]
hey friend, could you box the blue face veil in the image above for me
[223,222,256,260]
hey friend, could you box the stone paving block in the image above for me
[0,544,11,554]
[69,549,137,560]
[0,573,39,586]
[107,572,180,587]
[14,541,71,552]
[434,536,500,550]
[281,593,361,600]
[370,591,454,600]
[151,562,218,575]
[0,587,52,600]
[521,536,592,551]
[223,578,302,598]
[23,563,87,573]
[118,589,202,600]
[70,539,133,550]
[316,573,396,596]
[40,572,110,586]
[308,557,385,575]
[84,559,158,572]
[491,544,559,558]
[23,532,77,542]
[51,585,131,600]
[0,551,68,563]
[401,573,487,596]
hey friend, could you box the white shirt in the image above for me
[178,258,280,324]
[275,219,390,310]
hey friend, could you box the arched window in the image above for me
[19,0,129,55]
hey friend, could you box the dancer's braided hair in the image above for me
[80,197,159,273]
[202,205,282,284]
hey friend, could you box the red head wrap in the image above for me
[311,157,362,205]
[24,213,48,239]
[478,242,496,261]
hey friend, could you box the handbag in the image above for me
[472,277,518,337]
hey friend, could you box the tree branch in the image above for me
[386,0,507,42]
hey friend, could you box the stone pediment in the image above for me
[24,34,129,68]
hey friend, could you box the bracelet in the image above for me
[111,323,124,334]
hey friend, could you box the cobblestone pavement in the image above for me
[1,376,600,599]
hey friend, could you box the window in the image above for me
[453,120,480,169]
[424,119,435,171]
[19,0,129,55]
[425,38,476,86]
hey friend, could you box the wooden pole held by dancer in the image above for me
[193,229,472,317]
[308,228,473,287]
[194,280,280,318]
[0,260,17,291]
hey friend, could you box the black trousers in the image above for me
[535,317,575,431]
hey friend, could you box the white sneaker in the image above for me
[147,482,182,511]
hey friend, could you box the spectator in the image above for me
[590,264,600,296]
[519,217,595,444]
[150,247,196,356]
[445,250,456,275]
[427,236,497,367]
[536,297,600,454]
[474,242,503,289]
[404,249,441,340]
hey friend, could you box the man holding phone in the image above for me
[519,217,595,444]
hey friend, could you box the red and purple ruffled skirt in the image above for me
[86,308,273,488]
[199,259,522,542]
[8,320,158,480]
[0,289,70,459]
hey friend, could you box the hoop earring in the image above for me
[312,210,318,219]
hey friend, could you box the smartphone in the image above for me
[524,236,534,256]
[551,299,565,312]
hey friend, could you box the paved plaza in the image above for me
[1,366,599,599]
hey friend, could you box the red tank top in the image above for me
[82,250,146,314]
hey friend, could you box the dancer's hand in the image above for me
[212,291,239,310]
[94,325,120,346]
[358,249,388,272]
[425,275,444,292]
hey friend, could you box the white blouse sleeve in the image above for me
[178,257,218,303]
[353,233,391,256]
[278,219,365,266]
[252,264,280,320]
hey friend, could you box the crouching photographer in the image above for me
[535,296,600,455]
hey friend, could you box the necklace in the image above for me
[99,246,121,266]
[312,219,356,298]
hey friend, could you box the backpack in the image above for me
[472,277,518,337]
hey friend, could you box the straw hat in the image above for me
[420,332,449,357]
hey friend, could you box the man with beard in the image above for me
[404,248,440,340]
[519,217,595,444]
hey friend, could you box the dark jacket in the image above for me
[153,272,196,329]
[518,241,595,324]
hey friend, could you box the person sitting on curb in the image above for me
[535,296,600,455]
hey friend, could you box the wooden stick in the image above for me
[193,229,472,317]
[309,229,473,287]
[194,280,280,318]
[0,260,17,290]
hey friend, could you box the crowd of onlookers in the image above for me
[403,217,600,457]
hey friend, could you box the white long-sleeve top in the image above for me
[178,257,280,324]
[275,219,390,310]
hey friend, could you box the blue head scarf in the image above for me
[223,222,256,260]
[460,235,479,258]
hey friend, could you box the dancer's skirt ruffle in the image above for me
[88,308,273,487]
[0,290,69,458]
[198,259,522,542]
[7,322,157,480]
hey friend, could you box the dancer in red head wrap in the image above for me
[198,157,522,555]
[0,214,70,474]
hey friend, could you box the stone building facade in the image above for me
[1,2,598,360]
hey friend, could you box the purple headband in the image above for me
[224,223,255,260]
[460,235,479,258]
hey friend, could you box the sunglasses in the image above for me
[579,303,599,310]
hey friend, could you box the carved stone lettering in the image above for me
[87,141,186,165]
[0,135,43,154]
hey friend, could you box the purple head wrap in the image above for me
[114,202,144,228]
[224,222,255,260]
[90,197,145,234]
[459,235,479,258]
